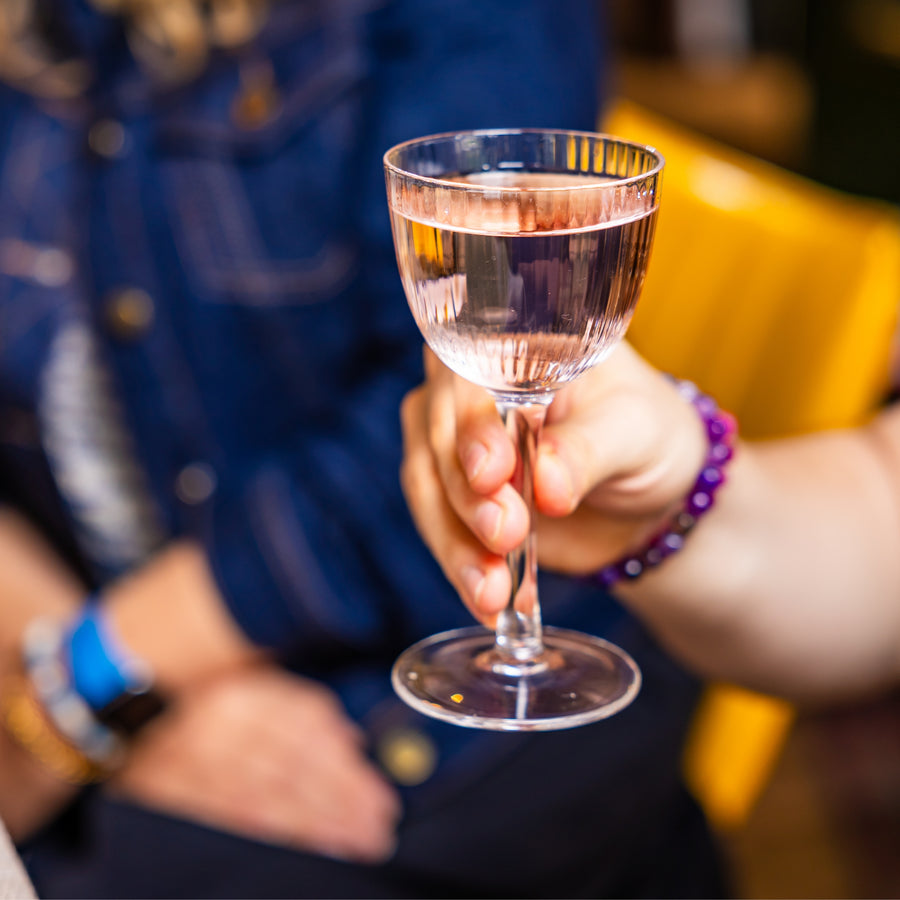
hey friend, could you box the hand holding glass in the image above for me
[384,130,663,730]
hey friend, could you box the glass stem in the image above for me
[493,400,550,664]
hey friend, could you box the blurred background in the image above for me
[604,1,900,897]
[606,0,899,200]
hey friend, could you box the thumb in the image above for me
[535,348,707,518]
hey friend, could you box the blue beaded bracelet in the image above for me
[22,618,126,774]
[595,379,737,588]
[67,600,167,736]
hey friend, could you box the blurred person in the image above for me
[0,1,729,898]
[400,342,900,706]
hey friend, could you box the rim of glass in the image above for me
[383,127,664,192]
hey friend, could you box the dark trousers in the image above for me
[21,734,728,899]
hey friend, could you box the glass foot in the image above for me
[391,625,641,732]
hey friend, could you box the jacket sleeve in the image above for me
[202,311,452,657]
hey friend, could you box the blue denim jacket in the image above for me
[2,3,714,897]
[1,0,605,642]
[0,1,623,663]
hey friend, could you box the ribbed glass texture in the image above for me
[385,130,663,400]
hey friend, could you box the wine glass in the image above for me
[384,129,663,731]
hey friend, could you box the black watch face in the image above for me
[96,688,167,735]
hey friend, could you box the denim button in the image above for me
[230,64,282,130]
[88,119,129,160]
[375,727,437,786]
[103,288,154,341]
[175,462,217,505]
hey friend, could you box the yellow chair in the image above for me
[603,100,900,830]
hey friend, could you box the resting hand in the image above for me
[400,343,706,625]
[109,665,401,863]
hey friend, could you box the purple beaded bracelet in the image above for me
[594,379,737,588]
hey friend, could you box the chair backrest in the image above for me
[604,100,900,830]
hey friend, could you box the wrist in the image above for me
[65,600,168,737]
[1,601,171,787]
[594,380,737,588]
[1,617,119,788]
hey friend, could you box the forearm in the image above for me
[103,541,264,694]
[619,422,900,703]
[0,512,258,678]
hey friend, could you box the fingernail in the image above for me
[462,441,489,482]
[474,500,503,543]
[461,565,486,604]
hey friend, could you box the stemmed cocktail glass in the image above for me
[384,129,663,731]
